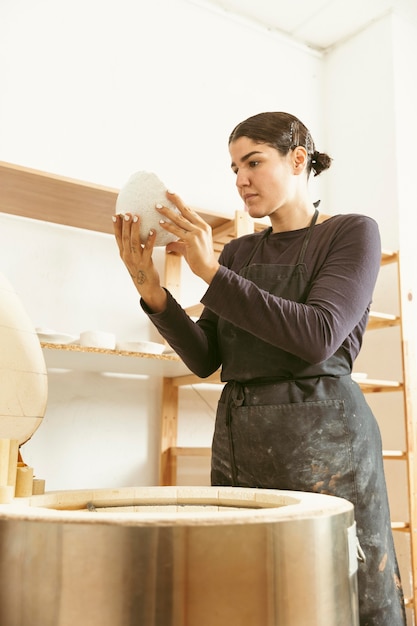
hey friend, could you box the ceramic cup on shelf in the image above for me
[79,330,116,350]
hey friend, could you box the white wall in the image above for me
[324,13,417,615]
[324,16,398,246]
[0,0,324,490]
[0,0,324,212]
[393,13,417,273]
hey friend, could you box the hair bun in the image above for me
[311,151,332,176]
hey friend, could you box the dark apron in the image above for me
[211,211,406,625]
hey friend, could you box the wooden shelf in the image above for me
[358,379,403,393]
[169,370,402,393]
[171,446,211,458]
[383,450,408,460]
[0,161,119,234]
[367,311,400,330]
[41,342,190,377]
[391,522,410,531]
[0,161,267,246]
[381,250,398,265]
[187,307,401,334]
[0,161,396,266]
[171,370,223,387]
[168,446,399,464]
[41,341,403,394]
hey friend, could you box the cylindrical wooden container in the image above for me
[0,486,359,626]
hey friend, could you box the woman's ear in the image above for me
[292,146,308,175]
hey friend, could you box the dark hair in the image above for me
[228,111,332,177]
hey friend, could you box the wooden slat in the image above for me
[0,161,266,246]
[381,249,398,265]
[159,378,179,486]
[185,303,203,318]
[41,343,189,377]
[170,446,211,457]
[171,370,223,387]
[383,450,407,460]
[391,521,410,531]
[0,163,397,259]
[168,372,403,392]
[367,311,400,330]
[164,250,182,302]
[186,300,401,330]
[0,161,119,234]
[397,251,417,607]
[358,379,403,393]
[167,372,404,395]
[211,220,238,245]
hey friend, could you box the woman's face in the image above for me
[229,136,299,220]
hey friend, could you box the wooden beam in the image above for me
[397,251,417,606]
[0,161,118,234]
[159,378,179,486]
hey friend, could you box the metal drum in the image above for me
[0,486,359,626]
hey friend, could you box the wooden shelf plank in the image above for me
[391,521,410,531]
[358,379,403,393]
[170,446,211,457]
[169,371,403,392]
[187,307,401,330]
[41,342,404,394]
[0,162,267,257]
[160,379,179,485]
[186,306,401,330]
[367,311,400,330]
[383,450,407,460]
[171,370,223,387]
[0,161,119,234]
[381,249,398,265]
[41,343,191,377]
[185,303,203,317]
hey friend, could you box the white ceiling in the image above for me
[198,0,417,50]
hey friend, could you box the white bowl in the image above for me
[116,340,165,355]
[115,171,179,247]
[36,328,78,345]
[80,331,116,350]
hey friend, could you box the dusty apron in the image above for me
[211,211,406,626]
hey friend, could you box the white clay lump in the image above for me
[115,171,179,246]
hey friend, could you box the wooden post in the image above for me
[159,377,179,485]
[397,252,417,611]
[0,439,19,503]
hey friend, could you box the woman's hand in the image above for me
[158,191,220,284]
[112,213,167,313]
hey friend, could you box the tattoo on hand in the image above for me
[136,270,146,285]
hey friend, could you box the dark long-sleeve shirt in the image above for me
[141,213,381,381]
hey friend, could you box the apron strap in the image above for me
[241,208,320,269]
[297,208,319,264]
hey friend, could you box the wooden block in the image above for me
[32,478,46,495]
[15,465,34,497]
[7,440,19,488]
[0,439,10,485]
[0,485,14,504]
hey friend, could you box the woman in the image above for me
[112,111,406,625]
